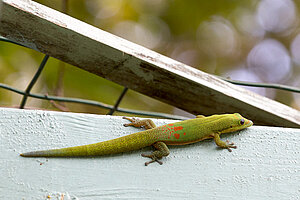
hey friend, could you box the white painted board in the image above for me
[0,107,299,199]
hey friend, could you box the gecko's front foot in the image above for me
[214,134,237,152]
[141,153,163,166]
[123,116,140,127]
[225,140,237,152]
[123,116,156,130]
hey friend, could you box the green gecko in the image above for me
[20,113,253,166]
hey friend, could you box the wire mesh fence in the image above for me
[1,36,300,120]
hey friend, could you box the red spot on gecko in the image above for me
[174,126,183,131]
[174,133,180,139]
[183,132,186,135]
[168,124,174,126]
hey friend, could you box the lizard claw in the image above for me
[141,153,163,166]
[123,117,140,127]
[225,140,237,152]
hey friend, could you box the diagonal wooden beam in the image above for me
[1,0,300,127]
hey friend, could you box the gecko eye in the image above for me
[239,119,245,125]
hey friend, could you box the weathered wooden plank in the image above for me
[1,0,300,127]
[1,108,299,199]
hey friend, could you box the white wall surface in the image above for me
[0,107,299,199]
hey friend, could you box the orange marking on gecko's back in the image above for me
[174,126,183,131]
[168,124,174,126]
[174,133,180,139]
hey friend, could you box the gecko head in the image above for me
[218,113,253,134]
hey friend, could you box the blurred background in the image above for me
[1,0,300,117]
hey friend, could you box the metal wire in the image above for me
[0,36,27,47]
[217,76,300,93]
[0,83,188,120]
[19,55,49,108]
[107,87,128,115]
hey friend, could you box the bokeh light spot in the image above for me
[257,0,296,33]
[247,39,291,82]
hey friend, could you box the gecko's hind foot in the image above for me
[141,153,163,166]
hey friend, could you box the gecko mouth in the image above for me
[245,120,253,127]
[248,120,253,126]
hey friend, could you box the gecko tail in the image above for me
[20,149,76,157]
[20,151,49,157]
[20,145,90,157]
[20,131,155,157]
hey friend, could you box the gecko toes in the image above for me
[141,153,163,166]
[226,145,237,152]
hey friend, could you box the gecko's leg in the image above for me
[123,117,156,130]
[123,117,168,165]
[213,134,237,152]
[141,142,170,166]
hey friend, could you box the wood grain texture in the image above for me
[1,0,300,127]
[1,107,299,199]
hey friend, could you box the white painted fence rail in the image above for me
[1,107,299,199]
